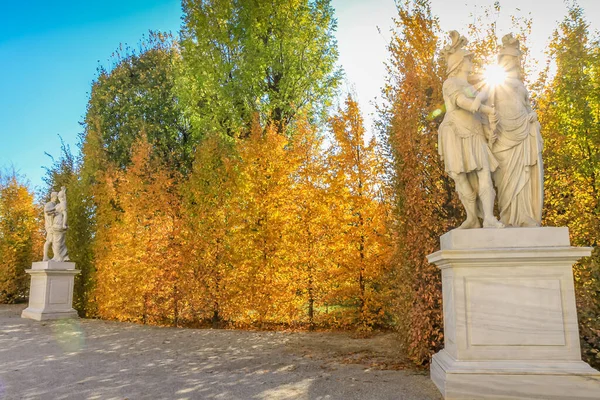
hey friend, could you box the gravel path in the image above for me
[0,304,441,400]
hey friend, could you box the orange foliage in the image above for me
[288,116,337,328]
[380,0,461,364]
[86,109,391,330]
[0,173,42,303]
[328,95,391,330]
[229,120,303,326]
[93,136,182,324]
[179,132,239,326]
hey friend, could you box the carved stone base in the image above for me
[21,261,80,321]
[427,227,600,399]
[431,349,600,399]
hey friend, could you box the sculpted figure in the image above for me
[50,187,70,262]
[438,31,504,229]
[51,186,70,261]
[492,34,544,227]
[42,192,58,261]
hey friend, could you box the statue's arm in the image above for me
[44,216,52,234]
[456,92,495,116]
[522,84,538,122]
[454,85,498,143]
[526,95,538,122]
[62,208,68,230]
[483,123,493,141]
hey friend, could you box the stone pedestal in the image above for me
[21,261,80,321]
[427,227,600,399]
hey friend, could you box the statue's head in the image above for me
[58,187,66,202]
[444,31,473,76]
[50,192,58,202]
[498,33,522,72]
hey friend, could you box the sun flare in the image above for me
[483,64,507,87]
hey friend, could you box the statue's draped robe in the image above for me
[52,202,69,261]
[493,78,543,227]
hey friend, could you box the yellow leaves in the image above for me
[0,172,42,303]
[537,6,600,367]
[82,97,379,334]
[328,95,392,329]
[93,135,182,324]
[381,1,460,366]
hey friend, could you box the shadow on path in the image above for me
[0,305,441,400]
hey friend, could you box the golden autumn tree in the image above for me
[537,4,600,367]
[0,172,42,303]
[328,95,390,331]
[70,34,188,317]
[180,133,239,327]
[94,136,182,325]
[379,0,461,364]
[231,120,302,326]
[287,116,336,328]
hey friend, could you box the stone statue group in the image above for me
[439,31,543,229]
[43,186,70,262]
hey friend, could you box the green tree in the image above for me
[73,32,190,315]
[178,0,341,138]
[537,4,600,368]
[42,140,97,316]
[85,32,192,172]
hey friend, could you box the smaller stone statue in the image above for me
[42,187,70,262]
[438,31,504,229]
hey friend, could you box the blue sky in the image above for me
[0,0,182,188]
[1,0,598,190]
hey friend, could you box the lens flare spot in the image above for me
[483,64,507,87]
[51,319,85,353]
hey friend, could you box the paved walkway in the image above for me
[0,305,441,400]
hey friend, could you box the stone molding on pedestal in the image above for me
[21,261,80,321]
[427,227,600,399]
